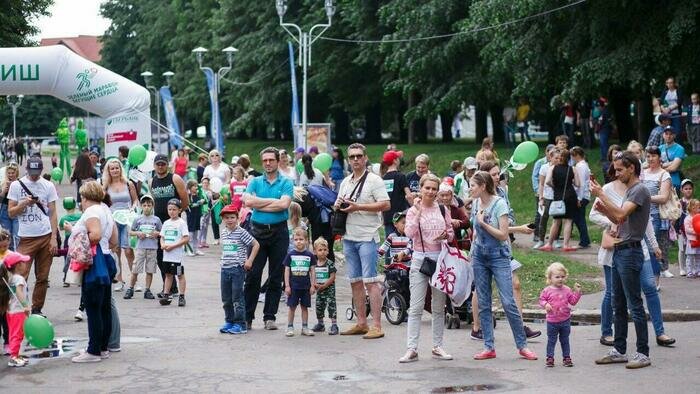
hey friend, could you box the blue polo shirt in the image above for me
[246,172,294,224]
[660,142,686,187]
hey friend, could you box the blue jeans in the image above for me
[546,319,571,358]
[612,247,649,356]
[221,266,246,328]
[601,261,665,337]
[599,128,610,163]
[471,244,527,351]
[0,204,19,251]
[571,199,590,246]
[82,283,112,356]
[343,239,380,283]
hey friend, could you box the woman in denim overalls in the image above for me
[468,171,538,361]
[0,163,20,250]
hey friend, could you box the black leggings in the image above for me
[0,313,8,345]
[211,214,220,240]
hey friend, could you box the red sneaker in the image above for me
[519,348,538,360]
[473,349,497,360]
[538,245,553,252]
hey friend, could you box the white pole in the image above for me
[155,90,162,153]
[12,105,17,140]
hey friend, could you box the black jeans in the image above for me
[244,223,289,323]
[82,282,112,355]
[572,199,591,246]
[612,247,649,356]
[211,214,220,240]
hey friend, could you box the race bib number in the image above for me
[290,255,311,276]
[140,224,155,235]
[316,266,329,284]
[222,240,239,258]
[164,229,179,243]
[384,179,395,193]
[233,185,246,195]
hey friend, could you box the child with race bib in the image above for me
[311,237,338,335]
[284,227,316,337]
[159,199,189,307]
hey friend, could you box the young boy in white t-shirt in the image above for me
[159,199,190,307]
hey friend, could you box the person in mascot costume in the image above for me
[56,118,72,181]
[74,119,88,152]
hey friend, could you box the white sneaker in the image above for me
[72,351,101,363]
[661,270,674,278]
[432,346,453,360]
[532,241,544,249]
[186,252,196,257]
[285,328,294,337]
[114,282,125,292]
[100,351,110,359]
[301,328,314,336]
[399,349,418,363]
[74,310,85,322]
[553,240,562,249]
[195,251,205,256]
[134,286,143,292]
[680,269,687,276]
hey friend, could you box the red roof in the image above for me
[39,35,102,62]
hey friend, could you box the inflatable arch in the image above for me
[0,45,151,158]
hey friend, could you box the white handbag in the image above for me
[549,166,570,216]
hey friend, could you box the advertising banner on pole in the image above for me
[306,123,331,153]
[159,86,182,149]
[0,46,151,158]
[203,69,223,154]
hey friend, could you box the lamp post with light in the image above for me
[141,71,175,154]
[6,95,24,140]
[275,0,335,150]
[191,46,237,155]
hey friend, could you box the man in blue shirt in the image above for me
[659,126,686,192]
[243,147,294,330]
[646,114,671,149]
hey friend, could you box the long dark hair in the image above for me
[0,264,10,314]
[302,154,315,180]
[73,153,95,180]
[333,147,344,163]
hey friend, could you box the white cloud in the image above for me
[33,0,111,39]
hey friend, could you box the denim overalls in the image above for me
[470,197,527,351]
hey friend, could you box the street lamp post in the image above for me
[141,71,162,153]
[191,46,237,155]
[6,95,24,140]
[276,0,335,151]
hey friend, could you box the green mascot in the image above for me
[56,118,72,182]
[75,119,88,152]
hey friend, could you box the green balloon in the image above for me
[51,167,63,182]
[512,141,540,164]
[312,152,332,172]
[23,315,55,349]
[220,185,230,196]
[295,159,303,174]
[128,145,148,167]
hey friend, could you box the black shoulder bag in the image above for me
[418,205,446,277]
[18,180,48,216]
[331,171,369,236]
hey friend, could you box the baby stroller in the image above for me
[382,262,411,325]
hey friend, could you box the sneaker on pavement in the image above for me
[228,324,242,335]
[660,270,674,278]
[8,356,28,367]
[595,349,628,364]
[680,269,687,276]
[144,289,155,299]
[71,351,101,363]
[329,324,339,335]
[186,252,196,257]
[545,356,554,367]
[599,336,614,346]
[519,348,538,360]
[362,327,384,339]
[195,251,205,256]
[340,324,369,335]
[100,351,111,359]
[159,296,172,306]
[220,322,234,334]
[301,327,315,336]
[473,349,497,360]
[312,323,325,332]
[553,240,562,249]
[123,288,134,299]
[31,309,45,318]
[563,356,574,367]
[178,294,186,307]
[238,324,248,334]
[399,349,418,363]
[114,282,125,292]
[470,329,484,341]
[524,325,541,339]
[431,346,453,360]
[134,286,143,292]
[74,309,85,322]
[286,328,295,337]
[108,346,121,352]
[264,320,278,330]
[625,353,651,369]
[532,241,544,249]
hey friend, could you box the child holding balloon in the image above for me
[683,199,700,277]
[0,251,32,367]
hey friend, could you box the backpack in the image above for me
[307,184,338,224]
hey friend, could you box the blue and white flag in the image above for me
[289,42,301,149]
[203,68,224,154]
[159,86,182,149]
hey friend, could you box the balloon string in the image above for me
[2,276,24,308]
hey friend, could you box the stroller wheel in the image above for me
[345,307,354,321]
[384,292,407,325]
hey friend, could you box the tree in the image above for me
[0,0,52,46]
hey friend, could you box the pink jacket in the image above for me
[538,285,581,323]
[405,203,454,253]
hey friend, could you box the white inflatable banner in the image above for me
[0,45,151,158]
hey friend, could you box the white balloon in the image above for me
[209,177,223,193]
[138,150,158,173]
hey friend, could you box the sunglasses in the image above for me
[348,154,364,161]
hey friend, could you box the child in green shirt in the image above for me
[59,197,82,287]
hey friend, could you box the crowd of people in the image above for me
[0,92,697,369]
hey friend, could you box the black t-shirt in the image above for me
[406,171,422,194]
[283,249,317,289]
[382,170,409,224]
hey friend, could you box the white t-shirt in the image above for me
[73,203,115,252]
[203,164,231,184]
[7,176,59,237]
[539,163,554,200]
[337,172,390,242]
[279,166,296,181]
[9,274,27,313]
[161,218,189,263]
[298,168,325,188]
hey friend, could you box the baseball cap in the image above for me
[140,194,154,203]
[167,198,181,208]
[663,125,676,133]
[681,179,693,187]
[154,154,169,164]
[382,150,403,165]
[220,204,239,216]
[231,155,240,165]
[309,146,319,154]
[3,251,30,269]
[463,156,478,170]
[26,157,43,175]
[294,147,305,154]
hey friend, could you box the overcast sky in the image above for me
[33,0,110,39]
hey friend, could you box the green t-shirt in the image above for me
[59,212,82,237]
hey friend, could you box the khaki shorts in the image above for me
[133,249,158,274]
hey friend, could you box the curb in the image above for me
[495,309,700,323]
